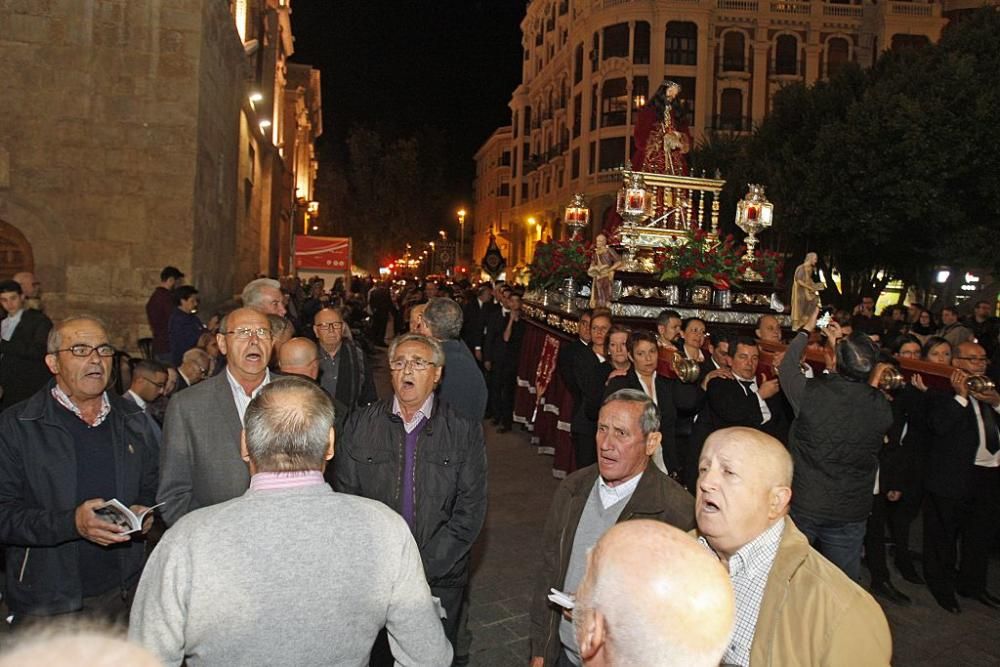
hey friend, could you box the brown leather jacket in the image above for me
[528,463,694,665]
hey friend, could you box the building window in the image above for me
[634,21,650,64]
[719,89,744,131]
[573,93,582,138]
[775,35,798,75]
[588,141,596,175]
[602,23,629,60]
[672,76,696,127]
[559,0,569,16]
[521,182,529,201]
[590,84,598,131]
[601,78,628,127]
[591,32,600,72]
[500,150,511,167]
[665,22,697,66]
[571,148,581,179]
[512,111,519,139]
[598,137,626,172]
[722,31,746,72]
[574,44,584,84]
[827,37,850,78]
[512,146,518,177]
[631,76,648,113]
[499,182,510,197]
[523,106,532,134]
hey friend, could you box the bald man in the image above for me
[0,628,160,667]
[278,337,321,380]
[696,427,890,666]
[573,520,733,667]
[409,302,430,336]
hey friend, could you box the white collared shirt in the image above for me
[392,393,435,433]
[954,395,1000,467]
[1,309,24,341]
[225,368,272,424]
[734,374,772,424]
[126,390,147,410]
[597,472,643,510]
[637,372,657,405]
[699,519,784,667]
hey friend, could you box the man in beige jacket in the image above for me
[695,427,891,666]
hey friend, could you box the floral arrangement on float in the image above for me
[527,236,592,290]
[657,229,746,290]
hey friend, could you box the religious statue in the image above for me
[791,252,825,329]
[588,233,622,309]
[629,80,693,229]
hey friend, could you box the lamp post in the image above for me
[457,208,466,265]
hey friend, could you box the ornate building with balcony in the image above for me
[473,0,955,272]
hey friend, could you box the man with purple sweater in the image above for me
[336,333,488,666]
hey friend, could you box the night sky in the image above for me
[290,0,525,208]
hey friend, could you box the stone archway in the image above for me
[0,219,34,280]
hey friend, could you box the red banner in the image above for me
[294,236,351,271]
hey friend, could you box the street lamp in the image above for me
[457,208,467,265]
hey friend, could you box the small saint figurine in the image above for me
[588,233,622,309]
[791,252,825,329]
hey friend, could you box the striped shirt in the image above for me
[225,368,272,424]
[699,519,784,667]
[51,385,111,427]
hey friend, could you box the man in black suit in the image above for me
[484,290,526,433]
[483,285,511,424]
[686,336,783,485]
[605,330,702,477]
[0,279,53,411]
[460,284,496,365]
[923,341,1000,613]
[556,308,592,414]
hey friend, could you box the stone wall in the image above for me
[0,0,247,350]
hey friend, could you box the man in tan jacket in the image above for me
[696,427,891,666]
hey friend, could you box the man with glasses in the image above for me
[335,333,487,666]
[158,307,274,526]
[175,347,211,392]
[0,279,53,412]
[0,315,159,626]
[923,340,1000,613]
[313,306,375,418]
[123,359,169,441]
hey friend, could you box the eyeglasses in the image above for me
[957,356,989,363]
[53,344,116,358]
[222,327,272,340]
[315,322,344,331]
[141,376,167,389]
[195,365,209,376]
[389,358,436,372]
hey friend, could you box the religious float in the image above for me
[514,80,958,478]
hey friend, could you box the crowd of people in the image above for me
[0,266,998,665]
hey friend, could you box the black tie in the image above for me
[975,398,1000,455]
[738,380,754,395]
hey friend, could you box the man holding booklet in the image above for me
[0,315,159,627]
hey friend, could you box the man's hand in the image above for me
[474,349,482,362]
[758,376,781,400]
[484,361,492,371]
[886,490,902,502]
[951,369,969,399]
[911,373,928,392]
[700,367,732,391]
[606,368,628,382]
[130,504,154,535]
[804,305,820,333]
[971,387,1000,408]
[75,499,130,546]
[825,320,844,345]
[869,362,894,390]
[530,658,545,667]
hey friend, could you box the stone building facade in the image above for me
[473,0,958,271]
[0,0,321,349]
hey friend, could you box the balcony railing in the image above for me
[823,4,863,18]
[770,1,811,15]
[717,0,759,11]
[710,114,753,133]
[890,1,935,17]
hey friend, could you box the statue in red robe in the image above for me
[631,80,691,176]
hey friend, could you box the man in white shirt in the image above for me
[123,359,168,439]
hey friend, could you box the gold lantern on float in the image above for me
[735,184,774,282]
[564,193,590,239]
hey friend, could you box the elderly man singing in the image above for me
[695,427,891,666]
[335,333,488,665]
[129,377,451,666]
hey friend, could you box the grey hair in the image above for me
[46,315,109,353]
[602,388,660,435]
[244,377,336,472]
[182,347,211,364]
[387,333,445,368]
[422,298,464,340]
[241,278,281,309]
[267,314,290,335]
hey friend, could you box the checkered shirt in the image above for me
[699,519,784,666]
[51,385,111,426]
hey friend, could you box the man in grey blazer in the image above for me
[157,307,274,526]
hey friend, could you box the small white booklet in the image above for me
[547,588,576,610]
[94,499,164,534]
